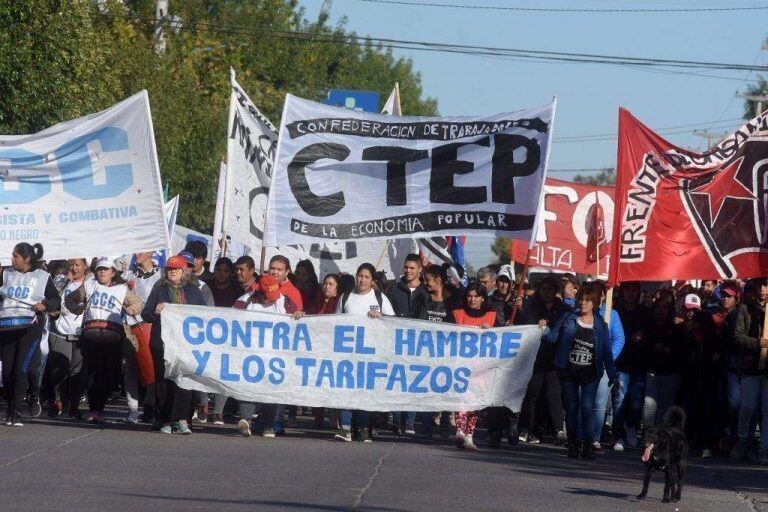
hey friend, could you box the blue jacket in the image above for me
[599,304,626,361]
[544,312,617,382]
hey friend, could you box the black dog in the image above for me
[637,406,688,503]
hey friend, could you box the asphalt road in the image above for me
[1,409,766,512]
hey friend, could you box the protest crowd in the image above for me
[1,239,766,466]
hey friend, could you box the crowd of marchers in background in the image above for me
[1,240,765,465]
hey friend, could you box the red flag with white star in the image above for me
[609,108,768,284]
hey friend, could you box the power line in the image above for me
[115,14,768,73]
[554,118,744,143]
[354,0,768,13]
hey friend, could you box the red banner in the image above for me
[510,178,615,275]
[609,108,768,285]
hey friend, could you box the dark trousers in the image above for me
[47,332,85,405]
[486,407,512,435]
[151,346,193,424]
[81,338,122,413]
[521,370,563,434]
[1,323,44,412]
[559,374,599,445]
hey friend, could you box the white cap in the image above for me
[497,264,515,283]
[684,294,701,310]
[95,257,115,270]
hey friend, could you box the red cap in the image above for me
[721,284,740,298]
[259,275,281,302]
[165,255,189,270]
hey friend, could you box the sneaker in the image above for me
[404,425,416,436]
[29,396,42,418]
[455,428,466,449]
[5,408,13,426]
[613,439,625,452]
[359,429,373,443]
[555,430,568,446]
[262,428,276,438]
[626,426,639,448]
[49,400,63,417]
[86,411,103,424]
[592,441,603,452]
[12,411,24,427]
[524,433,541,444]
[125,410,140,424]
[334,429,352,442]
[463,435,477,451]
[160,425,173,434]
[194,406,208,424]
[191,410,200,423]
[758,449,768,466]
[237,419,252,437]
[731,439,749,460]
[172,421,192,435]
[213,414,225,425]
[702,449,713,459]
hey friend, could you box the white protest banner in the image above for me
[172,224,249,261]
[0,91,169,263]
[161,304,541,411]
[224,69,277,253]
[265,95,556,246]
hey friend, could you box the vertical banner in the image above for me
[510,178,615,275]
[0,91,169,263]
[265,95,556,246]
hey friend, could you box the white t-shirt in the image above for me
[237,291,286,314]
[336,288,395,316]
[55,280,86,336]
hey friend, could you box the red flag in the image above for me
[510,178,614,274]
[609,108,768,285]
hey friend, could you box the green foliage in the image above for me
[0,0,438,231]
[573,169,616,186]
[490,238,511,265]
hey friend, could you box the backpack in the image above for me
[341,289,383,313]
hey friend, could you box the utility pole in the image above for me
[155,0,168,54]
[693,129,729,150]
[736,93,768,116]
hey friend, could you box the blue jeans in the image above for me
[392,411,417,429]
[340,410,370,432]
[560,374,599,445]
[727,371,742,437]
[592,373,611,442]
[738,375,768,451]
[612,372,646,441]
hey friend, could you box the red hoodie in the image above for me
[280,279,304,311]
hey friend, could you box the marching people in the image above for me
[46,258,89,419]
[516,276,571,446]
[731,277,768,464]
[123,252,163,424]
[543,283,617,460]
[1,243,60,426]
[268,255,303,311]
[140,254,206,434]
[234,274,295,438]
[612,281,650,451]
[183,240,214,284]
[452,282,503,451]
[292,259,322,312]
[334,263,395,442]
[65,257,143,423]
[387,253,428,436]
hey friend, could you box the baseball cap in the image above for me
[684,294,702,310]
[721,283,740,298]
[259,275,281,302]
[95,257,115,270]
[179,250,195,266]
[497,264,514,283]
[165,255,189,270]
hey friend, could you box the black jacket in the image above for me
[141,280,207,351]
[387,279,428,319]
[733,301,768,376]
[516,295,571,373]
[614,302,651,374]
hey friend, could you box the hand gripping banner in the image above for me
[610,108,768,283]
[160,304,542,412]
[265,95,556,246]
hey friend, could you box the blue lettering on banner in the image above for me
[333,325,355,353]
[192,350,211,375]
[268,358,286,385]
[242,355,265,383]
[183,316,205,345]
[0,127,135,204]
[500,332,521,359]
[220,354,240,382]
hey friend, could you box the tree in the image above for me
[490,238,511,265]
[573,169,616,186]
[0,0,439,231]
[743,76,768,119]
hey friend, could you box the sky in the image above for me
[298,0,768,269]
